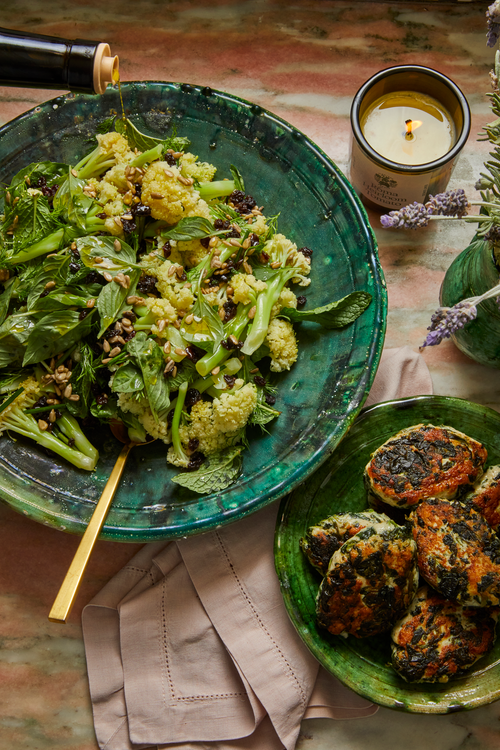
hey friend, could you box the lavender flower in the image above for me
[421,280,500,348]
[421,301,478,348]
[380,202,430,229]
[487,1,500,47]
[425,189,469,218]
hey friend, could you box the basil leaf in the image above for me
[97,268,140,336]
[161,216,215,242]
[96,116,117,135]
[77,235,140,271]
[23,309,95,366]
[230,164,245,191]
[279,291,372,329]
[53,169,93,230]
[8,161,69,192]
[9,193,60,253]
[115,118,190,153]
[91,395,118,421]
[111,363,145,394]
[171,447,243,494]
[126,333,170,421]
[0,312,39,345]
[26,255,70,310]
[0,278,19,326]
[35,290,90,311]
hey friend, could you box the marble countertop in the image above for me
[0,1,499,748]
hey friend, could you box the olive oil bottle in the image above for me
[0,27,118,94]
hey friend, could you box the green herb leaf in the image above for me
[230,164,245,191]
[171,447,243,494]
[279,291,372,329]
[26,255,71,310]
[115,118,190,153]
[126,332,170,420]
[97,268,140,336]
[22,309,95,366]
[96,116,117,134]
[53,169,94,230]
[77,235,140,272]
[0,278,19,326]
[161,216,216,242]
[111,363,145,394]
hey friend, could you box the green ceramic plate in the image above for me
[275,396,500,713]
[0,82,386,541]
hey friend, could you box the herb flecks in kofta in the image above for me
[391,585,499,683]
[316,521,418,638]
[364,424,487,509]
[411,497,500,606]
[300,510,390,575]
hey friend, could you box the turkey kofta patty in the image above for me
[316,521,418,638]
[464,466,500,531]
[391,585,499,683]
[300,510,393,575]
[364,424,486,509]
[410,497,500,606]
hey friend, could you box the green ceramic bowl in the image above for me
[0,81,386,541]
[275,396,500,713]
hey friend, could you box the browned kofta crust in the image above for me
[391,586,499,683]
[316,523,418,638]
[465,466,500,531]
[300,510,392,575]
[410,497,500,606]
[364,424,487,509]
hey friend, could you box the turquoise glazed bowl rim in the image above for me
[275,395,500,713]
[0,81,387,540]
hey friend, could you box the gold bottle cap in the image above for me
[93,42,119,95]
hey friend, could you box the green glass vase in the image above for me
[440,236,500,368]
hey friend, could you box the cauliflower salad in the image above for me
[0,117,371,493]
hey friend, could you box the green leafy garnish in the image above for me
[171,447,243,493]
[279,291,372,329]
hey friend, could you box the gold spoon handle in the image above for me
[48,443,133,623]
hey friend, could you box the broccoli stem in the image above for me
[9,228,66,264]
[74,146,117,181]
[241,272,293,356]
[195,305,251,377]
[197,180,235,201]
[170,381,189,465]
[130,143,163,168]
[56,413,99,463]
[2,405,97,470]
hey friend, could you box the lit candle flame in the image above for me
[405,119,423,138]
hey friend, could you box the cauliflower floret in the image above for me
[231,273,267,305]
[96,132,136,164]
[141,162,207,224]
[270,287,298,319]
[265,318,298,372]
[179,152,217,183]
[93,178,119,205]
[263,233,311,285]
[248,214,269,236]
[185,383,258,455]
[104,215,125,236]
[100,163,129,191]
[176,238,211,268]
[143,296,178,334]
[117,393,170,443]
[140,259,195,313]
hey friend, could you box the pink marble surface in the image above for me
[0,2,499,749]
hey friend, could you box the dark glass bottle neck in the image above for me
[0,27,100,93]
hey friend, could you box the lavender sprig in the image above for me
[421,280,500,348]
[380,189,470,229]
[487,1,500,48]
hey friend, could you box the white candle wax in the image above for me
[361,91,455,166]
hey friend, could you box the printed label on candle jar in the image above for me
[349,139,429,209]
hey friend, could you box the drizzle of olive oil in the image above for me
[113,68,126,121]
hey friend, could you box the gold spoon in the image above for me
[48,422,154,623]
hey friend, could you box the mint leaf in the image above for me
[161,216,215,242]
[171,447,243,494]
[280,291,372,329]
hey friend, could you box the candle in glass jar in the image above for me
[361,91,455,166]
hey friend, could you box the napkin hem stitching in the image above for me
[215,530,308,708]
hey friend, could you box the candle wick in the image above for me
[405,118,414,140]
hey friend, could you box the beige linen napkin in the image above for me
[82,345,432,750]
